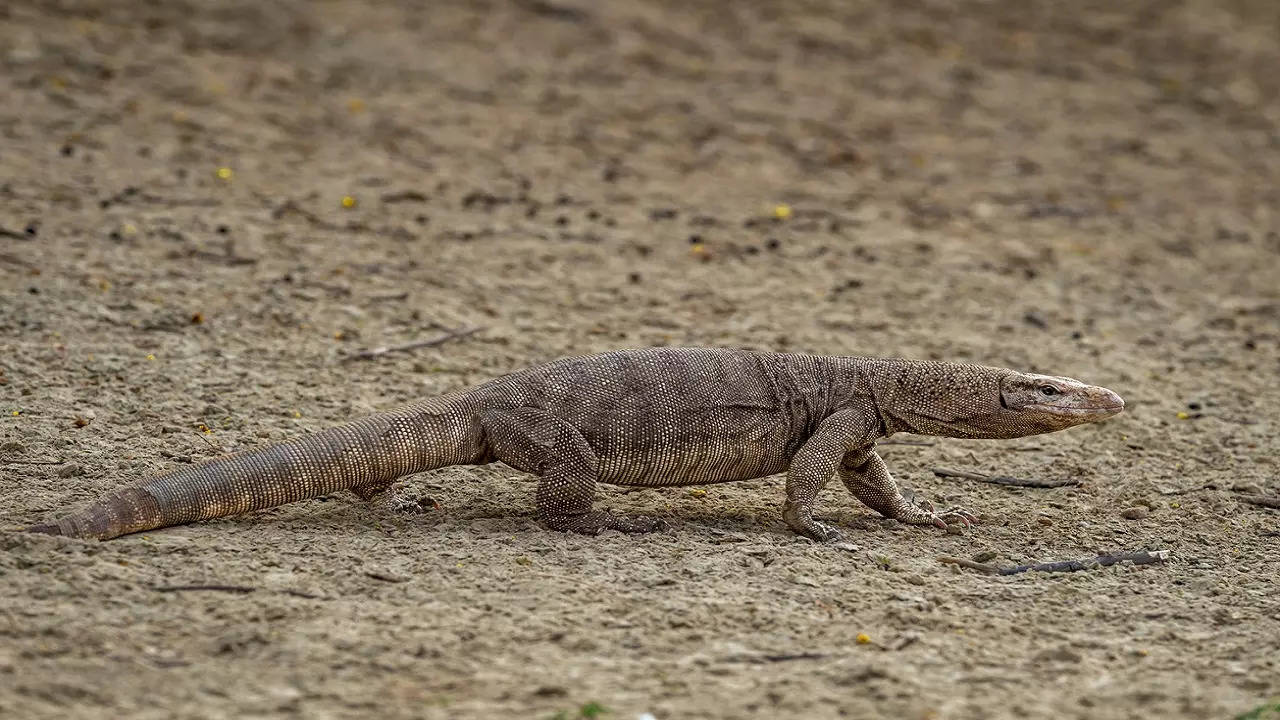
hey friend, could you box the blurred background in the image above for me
[2,1,1278,718]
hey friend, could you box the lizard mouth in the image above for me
[1031,403,1124,417]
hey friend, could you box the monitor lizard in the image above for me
[22,347,1124,541]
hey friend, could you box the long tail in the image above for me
[23,395,483,541]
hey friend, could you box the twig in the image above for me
[380,191,428,204]
[195,431,222,454]
[343,326,483,362]
[996,550,1169,576]
[270,198,339,230]
[722,652,828,664]
[942,551,1169,575]
[932,467,1079,488]
[187,248,257,266]
[2,459,67,466]
[760,652,827,662]
[938,556,999,574]
[1157,483,1216,496]
[153,584,256,594]
[1240,494,1280,510]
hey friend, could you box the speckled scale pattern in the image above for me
[26,347,1123,541]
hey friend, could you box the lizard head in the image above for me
[876,361,1124,439]
[991,371,1125,435]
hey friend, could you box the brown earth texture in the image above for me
[2,0,1279,718]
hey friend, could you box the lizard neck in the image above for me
[854,357,1013,438]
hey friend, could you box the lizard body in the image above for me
[23,347,1123,541]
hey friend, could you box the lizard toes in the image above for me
[608,514,667,534]
[931,507,978,533]
[390,497,428,515]
[808,521,844,542]
[937,506,979,526]
[370,488,429,515]
[543,511,665,535]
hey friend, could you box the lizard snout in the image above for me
[1091,387,1125,416]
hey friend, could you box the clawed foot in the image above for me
[783,502,845,541]
[370,487,430,515]
[915,498,979,532]
[543,511,667,535]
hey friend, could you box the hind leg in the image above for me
[482,407,664,535]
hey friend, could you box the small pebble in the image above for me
[1121,507,1149,520]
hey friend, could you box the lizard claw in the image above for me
[783,502,845,541]
[930,506,979,532]
[368,487,429,515]
[797,519,846,542]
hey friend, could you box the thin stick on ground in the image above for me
[342,326,483,362]
[195,431,222,454]
[1240,494,1280,510]
[2,459,67,466]
[153,584,257,594]
[941,550,1169,576]
[938,556,999,574]
[932,467,1079,488]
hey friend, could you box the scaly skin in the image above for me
[22,347,1124,541]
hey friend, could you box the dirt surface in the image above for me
[2,0,1279,718]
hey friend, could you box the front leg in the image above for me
[782,409,877,541]
[838,447,977,531]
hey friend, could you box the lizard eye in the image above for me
[1039,385,1059,397]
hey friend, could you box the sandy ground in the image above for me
[2,0,1279,718]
